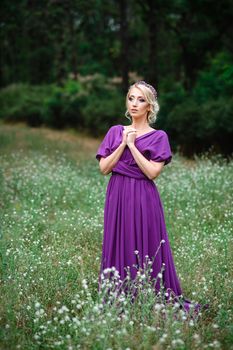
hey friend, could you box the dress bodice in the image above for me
[96,124,172,180]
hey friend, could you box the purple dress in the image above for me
[96,124,201,313]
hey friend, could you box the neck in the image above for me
[131,120,149,130]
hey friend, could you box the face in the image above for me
[127,86,150,120]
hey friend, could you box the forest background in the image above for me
[0,0,233,156]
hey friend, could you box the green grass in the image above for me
[0,123,232,350]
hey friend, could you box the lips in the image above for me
[131,109,138,112]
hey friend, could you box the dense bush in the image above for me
[0,75,125,134]
[0,67,232,156]
[158,52,233,156]
[0,84,50,127]
[42,81,85,129]
[193,51,233,102]
[82,88,125,136]
[165,97,233,156]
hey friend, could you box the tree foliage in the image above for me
[0,0,232,155]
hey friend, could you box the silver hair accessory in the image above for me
[130,80,157,99]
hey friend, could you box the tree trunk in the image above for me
[119,0,129,94]
[147,9,158,89]
[67,8,78,80]
[138,0,159,91]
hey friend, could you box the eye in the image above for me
[128,96,145,102]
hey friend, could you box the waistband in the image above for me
[111,160,152,181]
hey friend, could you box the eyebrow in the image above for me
[129,94,145,98]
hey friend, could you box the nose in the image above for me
[132,99,138,107]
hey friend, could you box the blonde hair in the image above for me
[125,82,159,125]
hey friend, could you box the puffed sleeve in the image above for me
[95,126,115,161]
[149,130,172,165]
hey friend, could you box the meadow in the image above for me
[0,123,232,350]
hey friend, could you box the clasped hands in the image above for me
[122,127,137,148]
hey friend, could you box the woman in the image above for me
[96,81,201,314]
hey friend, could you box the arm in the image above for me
[128,143,165,180]
[98,142,126,175]
[97,126,137,175]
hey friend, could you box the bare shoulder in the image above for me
[122,125,155,132]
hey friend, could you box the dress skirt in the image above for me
[101,172,183,297]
